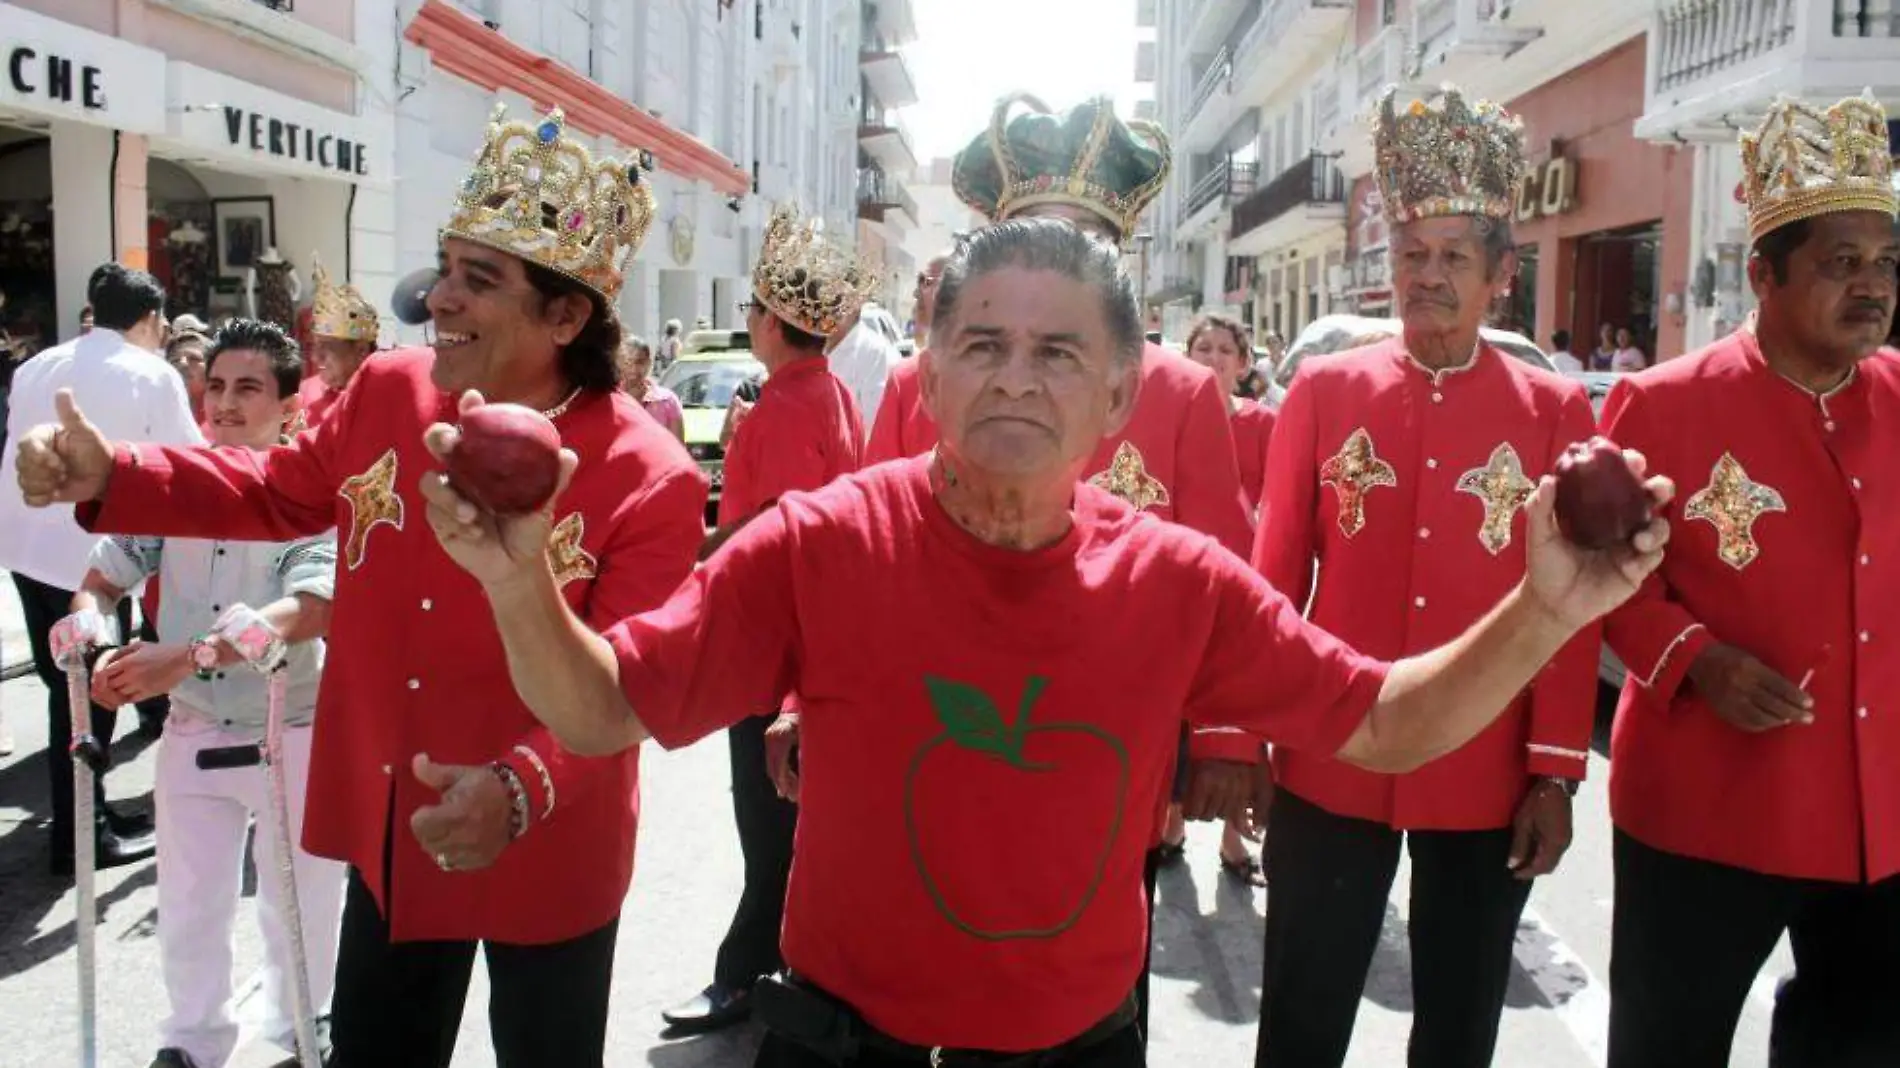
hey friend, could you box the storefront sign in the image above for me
[220,106,371,177]
[0,3,167,133]
[161,62,390,186]
[1515,157,1578,222]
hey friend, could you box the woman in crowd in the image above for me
[622,336,685,442]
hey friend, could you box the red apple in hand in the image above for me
[1553,436,1652,551]
[445,403,562,515]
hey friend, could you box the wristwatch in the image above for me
[187,634,221,681]
[1534,774,1580,798]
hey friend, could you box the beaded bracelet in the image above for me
[490,762,532,840]
[511,744,557,820]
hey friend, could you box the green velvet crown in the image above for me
[952,93,1171,243]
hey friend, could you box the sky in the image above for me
[905,0,1147,165]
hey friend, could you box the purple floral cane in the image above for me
[50,607,118,1068]
[209,605,320,1068]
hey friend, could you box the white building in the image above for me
[0,0,881,360]
[396,0,871,345]
[897,155,982,329]
[854,0,921,314]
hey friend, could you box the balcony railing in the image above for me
[1188,47,1234,122]
[1185,160,1261,218]
[857,167,918,223]
[1230,153,1346,240]
[1654,0,1900,95]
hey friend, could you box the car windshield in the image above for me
[661,360,759,409]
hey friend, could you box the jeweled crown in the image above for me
[752,205,878,338]
[952,93,1171,242]
[1373,85,1526,225]
[1740,92,1897,242]
[442,104,656,301]
[308,254,379,343]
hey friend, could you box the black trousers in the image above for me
[714,711,800,990]
[1256,790,1531,1068]
[12,572,131,846]
[1608,831,1900,1068]
[754,1021,1146,1068]
[327,867,619,1068]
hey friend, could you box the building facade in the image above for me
[855,0,919,315]
[0,0,891,359]
[897,154,983,330]
[1140,0,1826,367]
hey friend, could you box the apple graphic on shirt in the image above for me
[904,674,1131,941]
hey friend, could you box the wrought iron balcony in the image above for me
[1229,153,1346,243]
[1184,160,1260,219]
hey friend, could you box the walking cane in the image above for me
[50,609,119,1068]
[212,606,322,1068]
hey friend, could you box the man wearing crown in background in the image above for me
[660,203,870,1035]
[1597,93,1900,1068]
[12,104,708,1066]
[858,93,1256,1045]
[293,255,382,434]
[1251,85,1598,1068]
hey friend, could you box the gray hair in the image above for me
[1390,215,1517,282]
[929,218,1143,368]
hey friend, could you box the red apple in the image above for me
[1553,436,1652,551]
[445,403,562,516]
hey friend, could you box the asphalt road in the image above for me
[0,572,1789,1066]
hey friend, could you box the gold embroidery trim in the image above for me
[1683,453,1786,570]
[546,512,598,587]
[1319,428,1397,538]
[1456,442,1536,555]
[337,448,404,571]
[1087,441,1169,512]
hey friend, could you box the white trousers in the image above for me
[155,713,345,1068]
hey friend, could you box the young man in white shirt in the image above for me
[823,302,903,441]
[1550,328,1585,374]
[0,263,201,872]
[70,319,342,1068]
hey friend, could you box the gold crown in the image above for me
[1373,85,1526,224]
[1740,92,1897,242]
[308,254,379,343]
[752,205,878,338]
[442,104,656,301]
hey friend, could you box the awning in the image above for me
[404,0,748,196]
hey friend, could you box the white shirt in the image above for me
[91,532,334,737]
[1551,349,1585,374]
[826,318,903,440]
[0,328,203,589]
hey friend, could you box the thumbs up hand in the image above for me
[16,389,117,507]
[408,753,515,873]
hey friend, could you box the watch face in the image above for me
[191,640,220,672]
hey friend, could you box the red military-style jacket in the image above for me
[80,347,708,942]
[1602,332,1900,883]
[1255,338,1600,830]
[720,354,863,526]
[1231,398,1275,515]
[862,343,1258,765]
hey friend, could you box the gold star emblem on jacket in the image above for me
[337,448,404,571]
[546,512,597,588]
[1087,441,1169,512]
[1456,443,1536,555]
[1684,452,1786,570]
[1320,428,1397,537]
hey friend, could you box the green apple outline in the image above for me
[903,673,1131,942]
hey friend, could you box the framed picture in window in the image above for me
[211,197,277,281]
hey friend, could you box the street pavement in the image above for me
[0,571,1790,1067]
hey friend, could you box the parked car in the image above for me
[657,334,764,523]
[1275,314,1556,387]
[1567,369,1622,419]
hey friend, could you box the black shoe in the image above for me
[660,982,752,1034]
[50,828,156,876]
[105,803,154,839]
[150,1048,199,1068]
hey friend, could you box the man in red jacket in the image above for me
[661,204,871,1034]
[1600,93,1900,1068]
[864,93,1258,1041]
[292,256,380,433]
[12,104,707,1068]
[1252,85,1598,1068]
